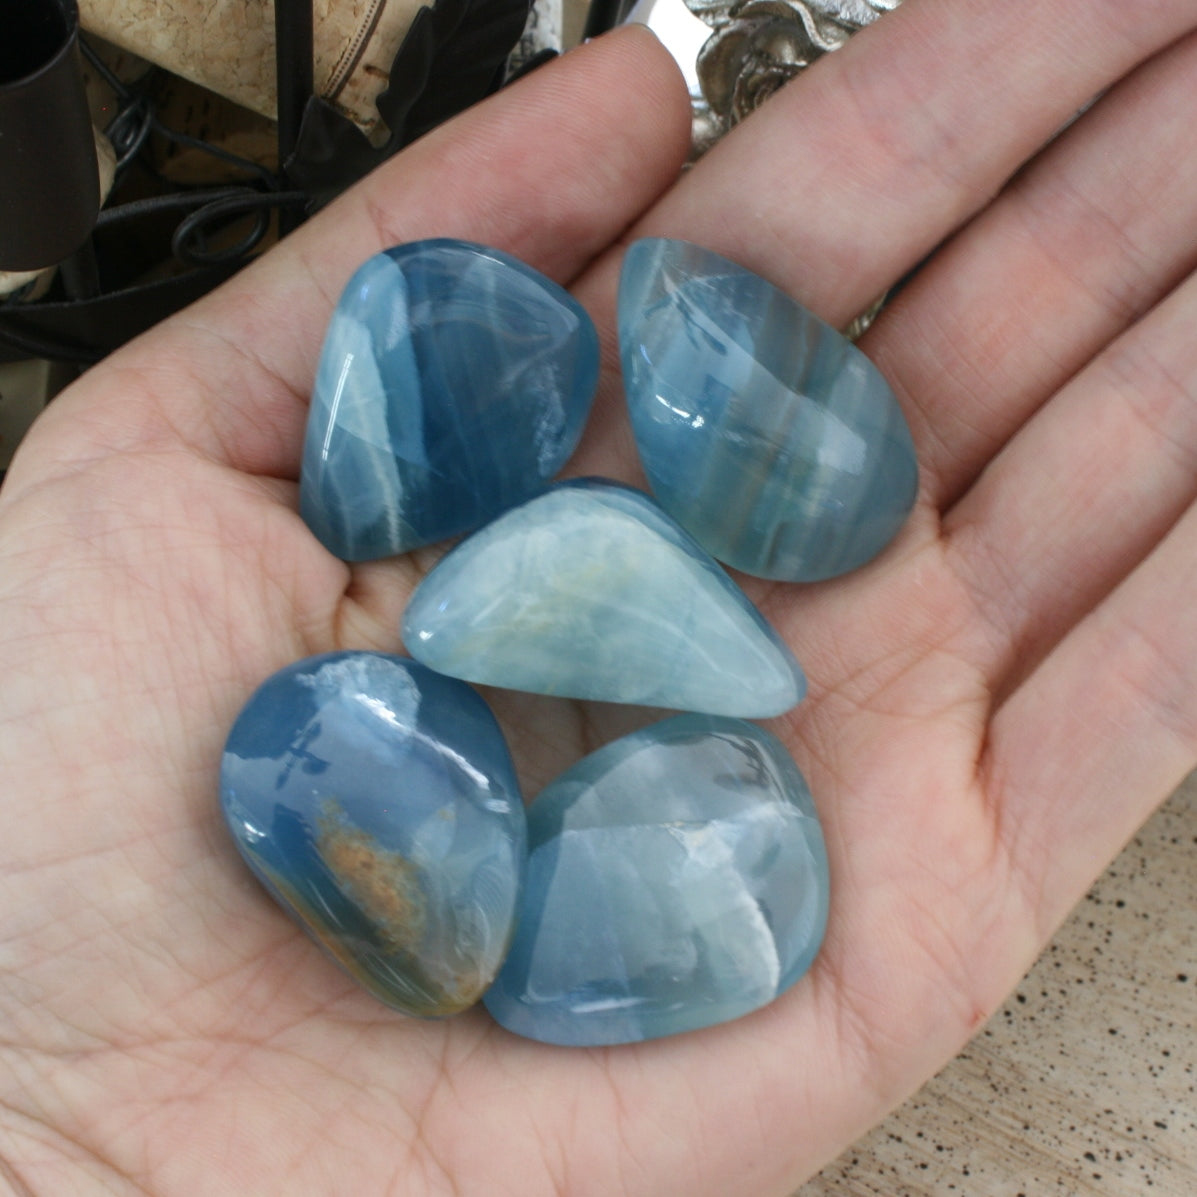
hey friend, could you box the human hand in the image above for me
[1,3,1195,1193]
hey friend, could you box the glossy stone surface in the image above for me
[301,239,599,560]
[220,652,526,1017]
[619,238,918,581]
[483,715,829,1045]
[402,479,805,717]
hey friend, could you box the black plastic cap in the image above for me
[0,0,100,271]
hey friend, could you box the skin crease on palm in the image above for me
[1,0,1197,1190]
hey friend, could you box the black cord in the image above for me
[0,185,307,364]
[93,186,260,229]
[154,120,278,188]
[106,95,155,172]
[0,323,102,365]
[93,186,298,230]
[80,38,284,191]
[90,185,305,266]
[75,39,312,271]
[80,36,131,99]
[172,189,308,267]
[2,37,316,364]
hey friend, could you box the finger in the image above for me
[868,28,1197,509]
[616,0,1193,315]
[569,0,1197,479]
[985,482,1197,937]
[17,28,691,485]
[942,267,1197,696]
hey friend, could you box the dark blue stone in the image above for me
[402,479,806,717]
[220,652,526,1017]
[483,714,829,1045]
[619,238,918,581]
[301,239,599,560]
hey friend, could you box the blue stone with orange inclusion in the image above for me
[220,652,526,1018]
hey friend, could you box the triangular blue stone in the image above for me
[402,480,805,717]
[619,238,918,582]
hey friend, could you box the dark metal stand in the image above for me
[273,0,315,236]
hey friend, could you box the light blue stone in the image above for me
[483,714,829,1045]
[618,238,918,581]
[301,239,599,560]
[402,479,805,717]
[220,652,526,1017]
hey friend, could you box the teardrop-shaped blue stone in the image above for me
[220,652,526,1017]
[402,479,805,717]
[483,714,829,1045]
[619,238,918,581]
[301,239,599,560]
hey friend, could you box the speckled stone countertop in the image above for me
[800,773,1196,1196]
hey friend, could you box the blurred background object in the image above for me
[585,0,898,156]
[0,0,539,372]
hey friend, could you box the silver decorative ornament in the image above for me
[692,0,901,148]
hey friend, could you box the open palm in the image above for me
[2,5,1196,1193]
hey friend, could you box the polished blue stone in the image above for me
[483,714,829,1045]
[220,652,526,1017]
[402,479,805,717]
[618,238,919,582]
[301,239,600,560]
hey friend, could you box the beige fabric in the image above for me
[78,0,427,134]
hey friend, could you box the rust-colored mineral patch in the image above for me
[316,801,426,952]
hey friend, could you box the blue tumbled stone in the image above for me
[619,238,918,581]
[483,714,829,1045]
[402,479,805,717]
[220,652,526,1017]
[301,239,600,560]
